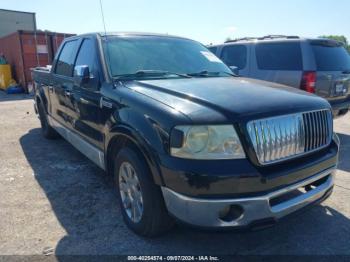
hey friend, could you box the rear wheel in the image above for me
[114,147,174,237]
[37,101,59,139]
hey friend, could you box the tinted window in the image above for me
[208,46,218,55]
[55,40,79,76]
[221,45,247,70]
[75,39,97,76]
[256,42,302,70]
[104,36,231,77]
[311,42,350,71]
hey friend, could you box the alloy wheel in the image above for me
[118,162,144,223]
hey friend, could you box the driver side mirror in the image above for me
[229,66,239,76]
[74,65,90,86]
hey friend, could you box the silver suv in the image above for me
[209,35,350,117]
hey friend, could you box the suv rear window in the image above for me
[311,40,350,71]
[256,42,302,70]
[221,45,247,70]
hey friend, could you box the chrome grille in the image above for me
[247,110,332,165]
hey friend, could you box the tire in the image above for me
[114,147,174,237]
[37,101,59,139]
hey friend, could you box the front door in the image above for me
[66,37,106,150]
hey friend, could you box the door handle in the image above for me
[79,98,90,104]
[64,90,72,97]
[100,97,113,108]
[48,86,54,93]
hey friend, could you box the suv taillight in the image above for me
[301,71,316,93]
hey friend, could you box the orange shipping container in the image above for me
[0,30,75,92]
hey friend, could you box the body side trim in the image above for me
[48,116,105,170]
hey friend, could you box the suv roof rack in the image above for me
[259,35,300,40]
[224,35,300,43]
[224,37,256,43]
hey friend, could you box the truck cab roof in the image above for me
[64,32,192,42]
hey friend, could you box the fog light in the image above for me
[218,205,244,222]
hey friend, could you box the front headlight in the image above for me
[170,125,246,159]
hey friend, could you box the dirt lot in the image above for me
[0,92,349,256]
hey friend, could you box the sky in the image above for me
[1,0,350,45]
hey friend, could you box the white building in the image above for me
[0,9,36,38]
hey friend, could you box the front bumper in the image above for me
[161,167,335,228]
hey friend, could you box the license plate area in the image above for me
[334,82,348,96]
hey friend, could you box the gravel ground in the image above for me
[0,92,349,256]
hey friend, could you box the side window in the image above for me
[208,46,218,55]
[74,38,100,88]
[255,42,302,70]
[55,40,79,76]
[221,45,247,70]
[75,39,97,76]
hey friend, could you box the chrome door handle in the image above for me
[100,97,113,108]
[48,86,54,92]
[65,90,72,97]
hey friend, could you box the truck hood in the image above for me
[125,77,331,123]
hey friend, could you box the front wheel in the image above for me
[114,147,174,237]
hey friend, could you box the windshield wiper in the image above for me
[113,70,191,79]
[186,70,236,77]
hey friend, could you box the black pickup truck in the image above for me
[32,32,339,237]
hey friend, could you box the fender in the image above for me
[106,123,166,186]
[35,83,49,114]
[102,93,178,185]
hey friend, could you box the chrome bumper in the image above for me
[161,167,335,228]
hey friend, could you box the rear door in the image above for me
[309,39,350,101]
[50,39,80,125]
[251,41,303,88]
[219,44,250,76]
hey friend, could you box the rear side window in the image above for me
[221,45,247,70]
[311,42,350,71]
[55,40,79,76]
[256,42,302,70]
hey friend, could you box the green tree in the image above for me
[319,35,350,53]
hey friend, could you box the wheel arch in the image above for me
[35,84,49,114]
[106,125,164,186]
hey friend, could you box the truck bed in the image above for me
[31,66,52,86]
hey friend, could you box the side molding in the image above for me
[48,116,106,170]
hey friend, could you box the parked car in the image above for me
[208,35,350,118]
[32,32,339,237]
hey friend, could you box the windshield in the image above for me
[311,41,350,71]
[103,36,232,79]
